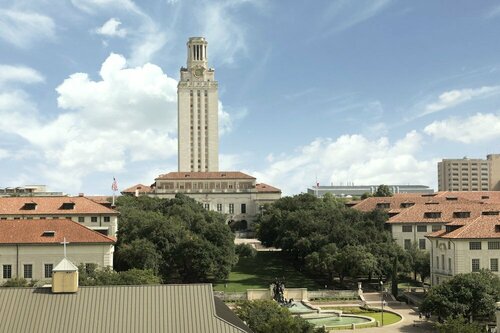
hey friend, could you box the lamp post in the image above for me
[380,281,384,326]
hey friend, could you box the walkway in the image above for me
[313,292,437,333]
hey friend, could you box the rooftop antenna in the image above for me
[61,237,69,258]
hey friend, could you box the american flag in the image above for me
[111,177,118,192]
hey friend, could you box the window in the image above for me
[3,265,12,279]
[448,241,451,250]
[491,259,499,272]
[442,255,445,270]
[483,211,500,216]
[419,239,426,250]
[44,264,53,278]
[453,212,471,218]
[448,258,452,272]
[436,256,439,269]
[472,259,480,272]
[217,203,222,212]
[404,239,411,250]
[24,264,33,279]
[229,204,234,214]
[402,225,412,233]
[432,225,442,232]
[376,203,390,209]
[91,216,98,223]
[78,217,85,223]
[488,241,500,250]
[469,242,482,250]
[400,202,415,208]
[40,217,46,220]
[103,216,110,222]
[204,203,210,210]
[417,225,427,233]
[241,204,246,214]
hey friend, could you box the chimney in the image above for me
[51,258,79,293]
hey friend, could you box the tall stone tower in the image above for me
[178,37,219,172]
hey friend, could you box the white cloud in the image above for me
[319,0,392,34]
[198,0,255,65]
[95,18,127,38]
[421,86,500,116]
[218,102,247,135]
[0,9,55,48]
[486,4,500,19]
[251,131,435,195]
[0,148,9,160]
[0,54,179,190]
[424,112,500,144]
[0,65,44,87]
[71,0,140,14]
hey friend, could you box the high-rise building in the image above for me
[178,37,219,172]
[437,154,500,191]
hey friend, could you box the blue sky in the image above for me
[1,0,500,195]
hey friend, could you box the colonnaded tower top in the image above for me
[177,37,219,172]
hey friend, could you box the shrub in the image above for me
[235,243,257,258]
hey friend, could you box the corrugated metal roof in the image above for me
[0,284,252,333]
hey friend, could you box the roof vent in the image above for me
[42,231,56,237]
[446,197,458,201]
[482,196,490,200]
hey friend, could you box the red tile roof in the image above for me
[121,184,152,194]
[0,219,115,244]
[255,183,281,193]
[0,196,118,215]
[434,191,500,203]
[387,202,500,224]
[155,171,256,180]
[426,216,500,239]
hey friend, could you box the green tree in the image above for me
[374,185,393,197]
[436,316,484,333]
[360,192,372,200]
[235,243,257,258]
[234,300,326,333]
[406,242,430,282]
[78,264,161,286]
[114,194,237,283]
[420,270,500,321]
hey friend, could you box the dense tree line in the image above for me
[114,194,237,283]
[256,193,423,292]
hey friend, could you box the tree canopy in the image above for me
[420,270,500,321]
[374,185,393,197]
[234,300,326,333]
[256,193,404,286]
[114,194,237,283]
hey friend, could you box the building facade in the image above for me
[427,216,500,285]
[151,171,281,229]
[308,184,434,197]
[0,196,119,237]
[0,219,114,283]
[437,154,500,191]
[178,37,219,172]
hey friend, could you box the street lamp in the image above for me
[380,281,385,326]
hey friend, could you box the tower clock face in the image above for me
[193,66,205,78]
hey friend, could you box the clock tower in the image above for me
[178,37,219,172]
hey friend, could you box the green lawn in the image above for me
[362,312,401,326]
[213,252,323,292]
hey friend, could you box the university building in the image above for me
[437,154,500,191]
[124,37,281,228]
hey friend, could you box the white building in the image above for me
[178,37,219,172]
[427,215,500,285]
[0,219,115,283]
[0,196,119,237]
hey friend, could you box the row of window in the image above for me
[2,264,52,279]
[469,241,500,250]
[402,225,442,233]
[404,239,427,250]
[471,258,498,272]
[0,216,111,222]
[204,203,246,214]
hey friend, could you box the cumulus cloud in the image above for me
[95,18,127,37]
[0,9,55,48]
[424,112,500,143]
[0,54,179,190]
[420,86,500,116]
[0,65,44,87]
[251,131,435,195]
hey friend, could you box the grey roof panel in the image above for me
[0,284,251,333]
